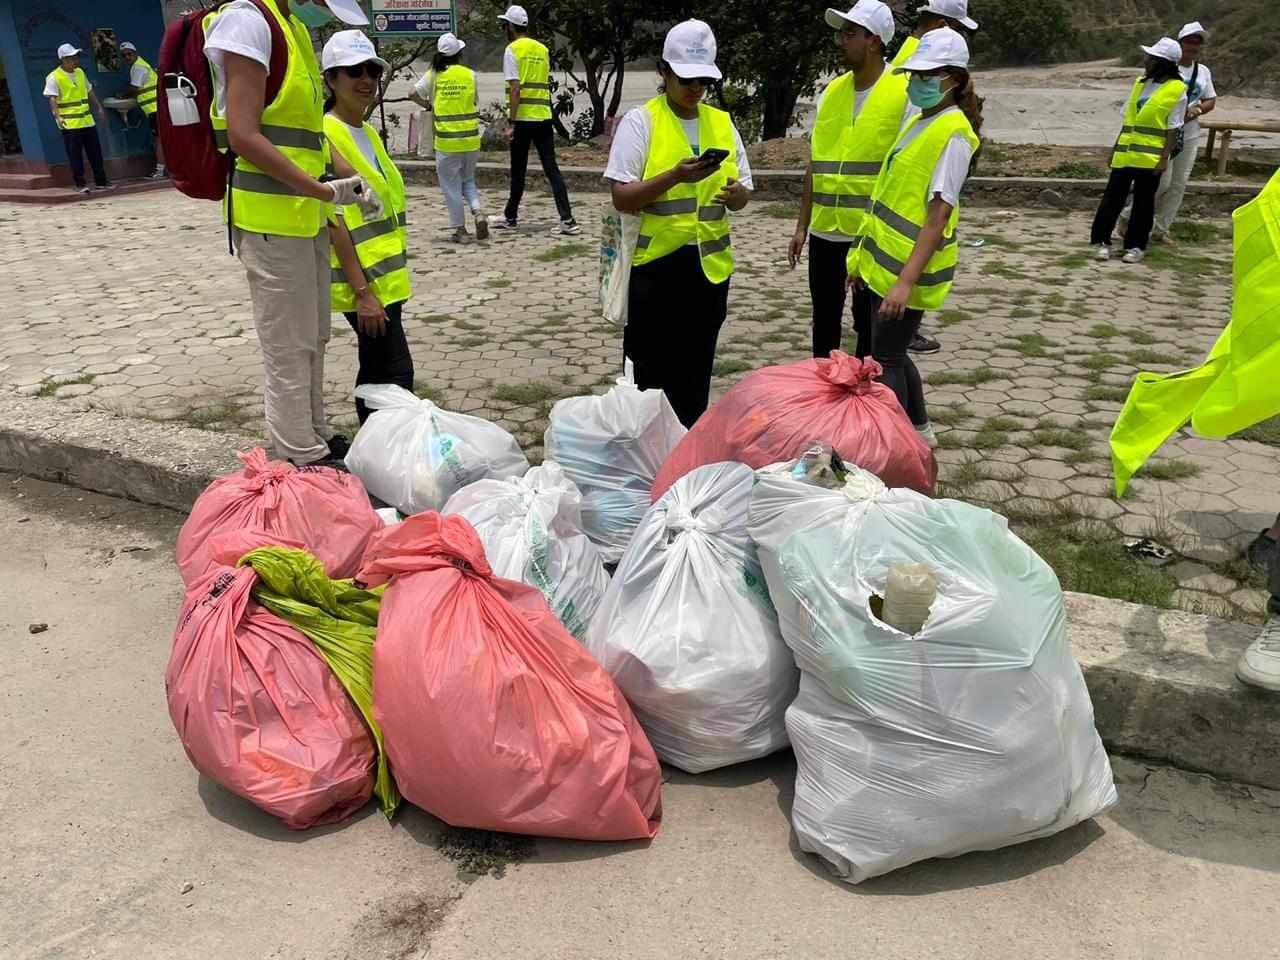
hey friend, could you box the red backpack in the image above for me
[157,0,287,201]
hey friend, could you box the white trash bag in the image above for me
[585,462,797,773]
[544,376,686,564]
[345,385,528,516]
[443,462,609,638]
[749,456,1118,884]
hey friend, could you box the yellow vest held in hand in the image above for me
[205,2,327,238]
[324,115,411,313]
[809,67,908,238]
[507,37,552,121]
[49,67,94,129]
[432,65,480,153]
[134,56,158,116]
[633,96,738,284]
[1112,77,1184,171]
[853,109,979,310]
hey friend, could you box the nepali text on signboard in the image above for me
[372,0,454,38]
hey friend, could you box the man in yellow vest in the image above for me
[204,0,380,467]
[789,0,908,357]
[493,4,579,235]
[121,42,166,180]
[43,43,109,194]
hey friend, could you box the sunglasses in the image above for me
[675,74,715,87]
[340,62,384,80]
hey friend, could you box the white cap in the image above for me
[1178,21,1209,40]
[1141,37,1183,62]
[321,30,390,72]
[57,43,81,59]
[893,25,970,72]
[498,5,529,26]
[437,32,465,56]
[825,0,895,46]
[319,0,369,25]
[120,41,137,53]
[917,0,978,31]
[663,19,721,81]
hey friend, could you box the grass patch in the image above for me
[1002,333,1056,357]
[1086,322,1120,339]
[436,827,533,878]
[533,242,592,262]
[1082,352,1124,372]
[484,277,512,288]
[935,308,974,328]
[930,403,974,426]
[182,401,242,429]
[1018,516,1178,609]
[1009,306,1035,319]
[1045,160,1105,179]
[35,373,96,398]
[758,202,800,219]
[1170,220,1232,243]
[972,422,1011,450]
[419,313,454,324]
[454,335,487,348]
[414,383,444,403]
[1240,415,1280,447]
[1141,459,1203,481]
[980,261,1030,280]
[492,381,564,406]
[1064,445,1103,465]
[1057,253,1092,270]
[937,456,993,497]
[454,318,485,332]
[1043,293,1067,308]
[926,367,1000,387]
[1031,420,1091,452]
[1125,330,1159,345]
[712,357,754,377]
[1128,348,1183,367]
[1085,384,1130,403]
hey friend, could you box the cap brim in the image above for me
[667,61,723,81]
[959,15,978,29]
[497,14,526,24]
[327,53,391,71]
[893,56,949,74]
[325,0,369,25]
[62,48,83,56]
[825,9,850,30]
[1140,43,1175,59]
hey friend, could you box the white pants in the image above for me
[436,150,483,228]
[1152,136,1199,239]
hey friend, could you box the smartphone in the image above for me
[699,147,730,168]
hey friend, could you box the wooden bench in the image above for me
[1201,118,1280,176]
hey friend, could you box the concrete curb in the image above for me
[3,394,1277,789]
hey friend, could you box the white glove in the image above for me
[327,176,385,220]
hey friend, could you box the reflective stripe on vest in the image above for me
[323,114,411,312]
[809,67,909,238]
[852,109,979,311]
[50,68,95,129]
[134,56,158,115]
[632,96,737,284]
[507,37,552,121]
[432,65,481,152]
[205,4,327,238]
[1112,77,1184,171]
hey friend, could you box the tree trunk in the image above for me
[607,53,625,120]
[761,83,800,141]
[583,58,606,138]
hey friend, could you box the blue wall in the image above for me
[0,0,165,167]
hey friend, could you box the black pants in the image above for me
[342,300,415,424]
[808,234,853,358]
[624,245,729,429]
[148,113,161,168]
[853,286,928,426]
[1091,166,1161,250]
[504,119,573,223]
[62,127,107,188]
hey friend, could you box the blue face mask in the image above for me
[907,74,947,109]
[288,0,334,28]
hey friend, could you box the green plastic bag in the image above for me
[239,545,401,819]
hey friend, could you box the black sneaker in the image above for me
[1248,529,1280,575]
[909,332,941,354]
[491,216,518,230]
[327,434,351,460]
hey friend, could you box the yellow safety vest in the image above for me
[432,65,480,152]
[1112,77,1184,171]
[506,36,552,121]
[632,96,738,284]
[205,3,327,238]
[891,35,919,67]
[809,67,908,238]
[324,115,411,312]
[853,109,979,311]
[134,56,158,116]
[48,67,95,130]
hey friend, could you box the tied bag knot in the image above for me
[816,351,884,395]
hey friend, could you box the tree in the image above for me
[967,0,1074,65]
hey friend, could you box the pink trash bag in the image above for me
[165,528,376,829]
[652,352,936,500]
[177,448,380,586]
[362,512,663,842]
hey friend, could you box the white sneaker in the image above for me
[915,422,938,449]
[1237,616,1280,691]
[558,219,581,236]
[1122,248,1146,264]
[1094,244,1111,261]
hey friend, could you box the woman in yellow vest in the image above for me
[321,30,415,425]
[850,27,981,448]
[604,20,752,428]
[410,33,486,243]
[1090,38,1188,265]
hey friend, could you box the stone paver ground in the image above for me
[2,186,1272,619]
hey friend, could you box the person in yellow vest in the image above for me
[604,20,752,428]
[493,4,579,235]
[409,33,487,244]
[43,44,109,194]
[789,0,909,358]
[204,0,381,466]
[1090,37,1187,265]
[849,27,982,448]
[120,42,165,179]
[320,31,416,426]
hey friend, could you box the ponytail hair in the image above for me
[432,51,460,74]
[323,68,337,113]
[945,66,983,140]
[1144,56,1180,83]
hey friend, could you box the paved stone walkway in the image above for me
[1,186,1273,619]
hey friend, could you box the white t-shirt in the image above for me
[1180,62,1217,142]
[887,106,975,209]
[603,106,753,189]
[502,47,519,82]
[339,118,381,172]
[413,69,435,102]
[203,0,274,114]
[42,69,92,98]
[129,62,151,88]
[1136,80,1188,131]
